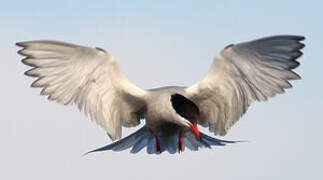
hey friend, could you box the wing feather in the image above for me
[17,40,147,140]
[185,35,305,136]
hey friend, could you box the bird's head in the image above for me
[170,93,200,138]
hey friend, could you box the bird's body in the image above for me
[145,87,186,135]
[17,35,305,154]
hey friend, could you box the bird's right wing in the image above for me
[17,40,147,140]
[185,35,305,136]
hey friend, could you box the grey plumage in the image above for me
[185,35,304,136]
[84,126,237,155]
[17,35,305,154]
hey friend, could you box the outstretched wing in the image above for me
[17,40,147,140]
[185,35,305,136]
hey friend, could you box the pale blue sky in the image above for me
[1,1,322,179]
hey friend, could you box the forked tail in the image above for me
[84,126,240,155]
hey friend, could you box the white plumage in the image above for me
[17,35,305,154]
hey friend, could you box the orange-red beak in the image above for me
[189,122,200,138]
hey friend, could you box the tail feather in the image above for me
[84,126,241,155]
[159,135,178,154]
[183,131,199,151]
[83,127,148,155]
[130,132,150,153]
[146,136,158,154]
[200,132,237,146]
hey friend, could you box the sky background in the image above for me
[1,0,322,179]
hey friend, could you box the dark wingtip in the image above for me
[17,48,25,56]
[24,68,38,77]
[290,60,300,69]
[285,35,305,41]
[16,42,25,47]
[224,43,234,50]
[297,36,305,41]
[31,79,42,87]
[298,42,305,49]
[21,57,36,67]
[95,47,107,53]
[293,50,303,60]
[262,35,306,42]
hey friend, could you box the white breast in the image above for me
[144,87,190,133]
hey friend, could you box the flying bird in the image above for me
[17,35,305,154]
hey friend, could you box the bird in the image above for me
[16,35,305,154]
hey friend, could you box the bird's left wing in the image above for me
[17,40,147,140]
[185,35,305,136]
